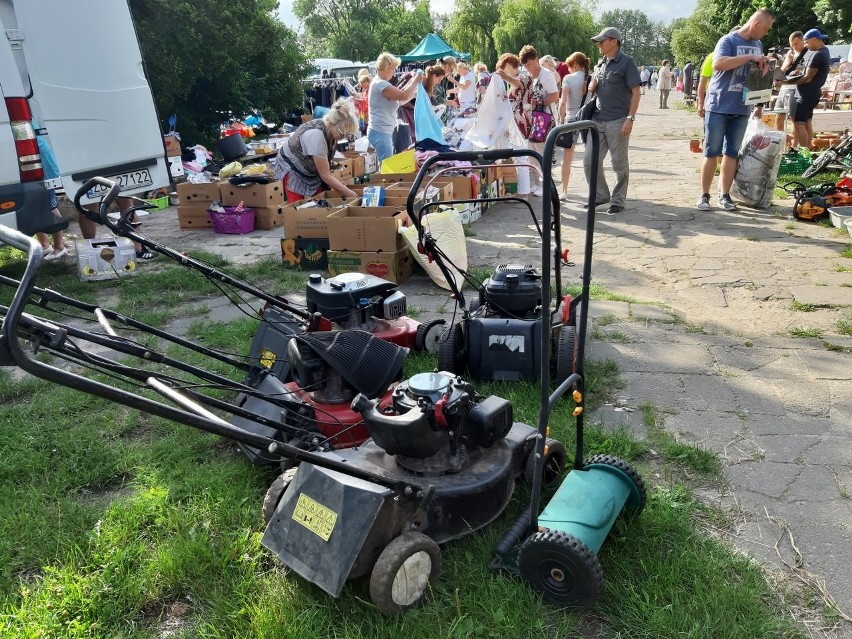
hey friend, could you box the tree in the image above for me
[813,0,852,41]
[444,0,502,68]
[295,0,432,62]
[492,0,596,61]
[598,9,669,65]
[129,0,308,144]
[669,0,723,68]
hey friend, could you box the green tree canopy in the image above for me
[444,0,502,68]
[492,0,596,63]
[130,0,308,144]
[295,0,433,61]
[669,0,722,66]
[598,9,672,66]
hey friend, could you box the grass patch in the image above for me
[841,246,852,259]
[790,300,816,312]
[837,317,852,336]
[788,327,824,338]
[639,403,722,476]
[563,283,638,305]
[0,320,811,638]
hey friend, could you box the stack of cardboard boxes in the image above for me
[175,179,286,231]
[275,157,516,282]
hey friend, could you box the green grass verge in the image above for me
[0,332,807,638]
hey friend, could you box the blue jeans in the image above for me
[704,112,749,158]
[367,129,394,164]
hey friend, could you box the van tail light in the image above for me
[5,98,44,182]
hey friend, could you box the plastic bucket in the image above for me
[216,133,248,161]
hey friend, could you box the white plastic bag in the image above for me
[400,208,467,291]
[731,116,785,208]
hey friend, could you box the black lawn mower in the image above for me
[70,184,443,465]
[406,148,581,384]
[0,179,568,615]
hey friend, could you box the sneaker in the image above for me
[718,193,737,211]
[695,193,711,211]
[531,187,544,197]
[43,247,67,261]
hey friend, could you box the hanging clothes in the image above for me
[414,83,446,145]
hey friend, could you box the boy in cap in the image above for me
[780,28,831,151]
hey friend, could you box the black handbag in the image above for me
[575,94,597,144]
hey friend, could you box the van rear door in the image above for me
[14,0,170,204]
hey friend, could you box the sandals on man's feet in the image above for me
[135,249,156,260]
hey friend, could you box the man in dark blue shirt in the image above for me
[781,28,831,150]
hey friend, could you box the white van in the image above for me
[0,0,169,235]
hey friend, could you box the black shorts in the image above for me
[794,95,820,123]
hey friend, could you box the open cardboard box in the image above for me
[327,247,413,284]
[326,205,410,252]
[282,195,354,239]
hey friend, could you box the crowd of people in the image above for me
[276,9,839,217]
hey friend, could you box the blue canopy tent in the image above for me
[399,33,470,63]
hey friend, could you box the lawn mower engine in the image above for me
[234,330,405,464]
[306,272,429,350]
[352,371,514,475]
[439,264,578,383]
[476,263,542,317]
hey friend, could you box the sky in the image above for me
[275,0,699,31]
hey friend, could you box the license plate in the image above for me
[87,169,153,198]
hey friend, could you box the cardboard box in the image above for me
[254,204,284,230]
[283,196,351,239]
[164,135,181,157]
[281,237,329,271]
[339,154,365,179]
[75,236,138,281]
[327,206,410,252]
[176,181,221,204]
[221,180,284,208]
[177,203,213,230]
[328,163,353,184]
[496,164,518,182]
[348,172,416,187]
[327,247,413,284]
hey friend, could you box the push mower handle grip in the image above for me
[73,178,121,225]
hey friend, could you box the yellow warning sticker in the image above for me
[259,348,276,369]
[292,493,337,541]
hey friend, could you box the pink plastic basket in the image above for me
[208,206,255,234]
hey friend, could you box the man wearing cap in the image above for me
[695,8,774,213]
[583,27,641,214]
[781,29,831,151]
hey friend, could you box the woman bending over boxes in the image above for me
[273,98,359,203]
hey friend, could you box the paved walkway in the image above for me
[65,91,852,636]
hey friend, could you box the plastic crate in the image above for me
[143,195,170,210]
[209,206,255,234]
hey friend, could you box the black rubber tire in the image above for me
[517,529,603,609]
[803,149,838,178]
[584,454,647,517]
[524,437,567,486]
[261,466,298,526]
[415,319,446,353]
[554,325,576,384]
[437,322,466,375]
[369,532,441,616]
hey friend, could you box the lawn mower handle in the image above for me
[527,120,600,533]
[73,177,121,226]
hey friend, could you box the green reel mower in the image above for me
[492,121,646,609]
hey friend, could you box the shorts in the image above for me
[776,85,797,118]
[703,111,750,158]
[48,188,58,210]
[794,95,820,123]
